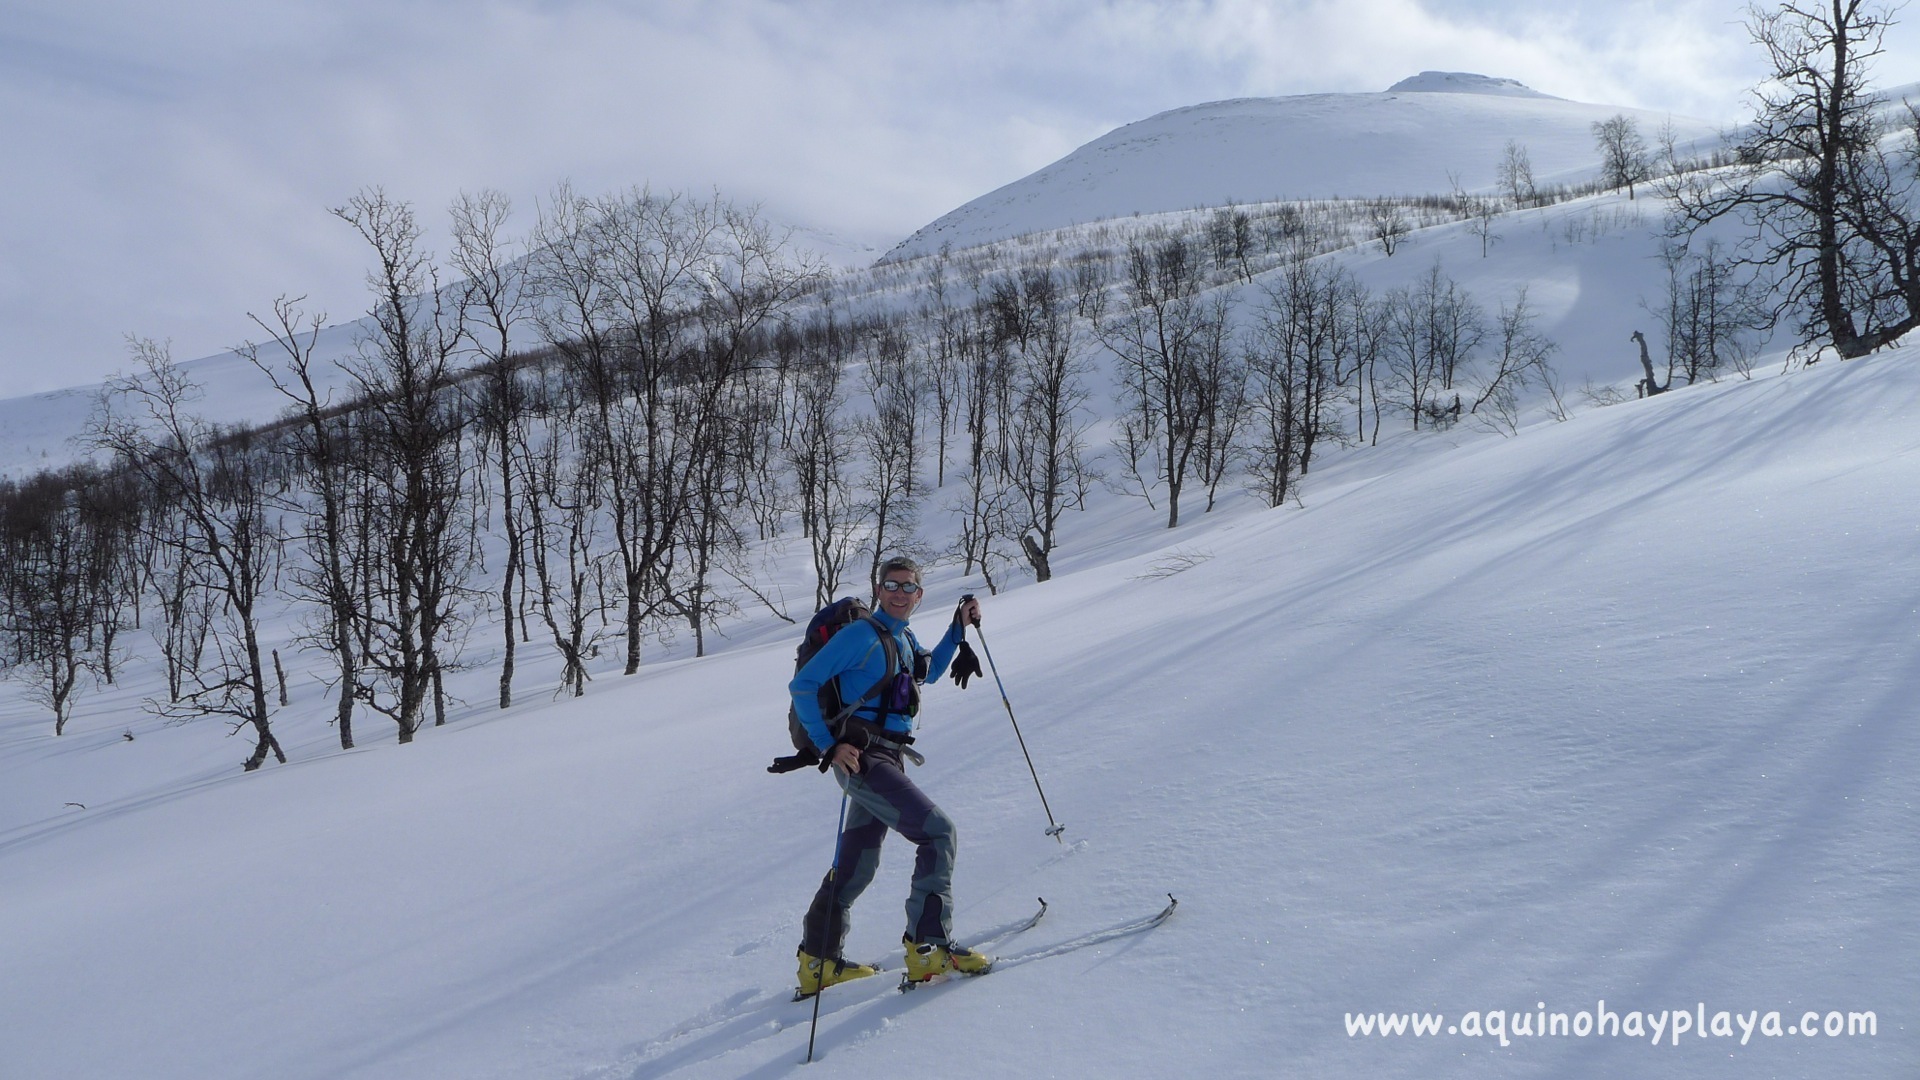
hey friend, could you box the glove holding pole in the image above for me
[957,594,1067,842]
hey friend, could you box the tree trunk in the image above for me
[1021,533,1052,583]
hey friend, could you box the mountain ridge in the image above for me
[881,76,1720,262]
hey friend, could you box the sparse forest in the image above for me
[5,0,1907,764]
[0,179,1592,760]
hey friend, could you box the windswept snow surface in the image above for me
[883,81,1719,261]
[3,337,1918,1078]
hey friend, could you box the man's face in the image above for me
[877,570,923,619]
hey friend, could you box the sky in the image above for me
[3,0,1916,400]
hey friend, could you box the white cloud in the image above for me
[1,0,1911,397]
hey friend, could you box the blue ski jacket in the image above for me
[790,607,965,753]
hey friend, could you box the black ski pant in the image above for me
[800,746,957,958]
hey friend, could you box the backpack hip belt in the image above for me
[841,716,914,749]
[842,717,926,767]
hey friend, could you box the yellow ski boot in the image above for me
[796,949,879,998]
[902,937,994,983]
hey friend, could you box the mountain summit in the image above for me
[1383,71,1557,97]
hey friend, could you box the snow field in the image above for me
[4,343,1916,1078]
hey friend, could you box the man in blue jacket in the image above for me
[792,555,986,995]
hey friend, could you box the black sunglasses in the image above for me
[879,580,923,594]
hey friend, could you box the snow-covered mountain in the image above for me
[883,74,1720,261]
[0,72,1716,480]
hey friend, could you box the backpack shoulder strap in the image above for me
[821,617,902,733]
[856,615,903,727]
[860,615,902,673]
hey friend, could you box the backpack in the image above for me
[786,597,902,754]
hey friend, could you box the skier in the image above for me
[792,555,989,996]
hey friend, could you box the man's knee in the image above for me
[920,805,957,854]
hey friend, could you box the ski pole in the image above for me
[960,595,1066,842]
[806,786,851,1064]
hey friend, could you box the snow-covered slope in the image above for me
[0,286,559,481]
[4,341,1917,1079]
[883,75,1720,261]
[0,320,369,480]
[1331,191,1688,391]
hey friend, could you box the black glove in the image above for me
[950,640,983,689]
[767,734,864,775]
[767,747,821,774]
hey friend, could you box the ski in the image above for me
[994,894,1177,971]
[975,895,1050,949]
[902,893,1177,990]
[898,896,1050,991]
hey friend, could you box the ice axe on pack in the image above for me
[957,593,1067,842]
